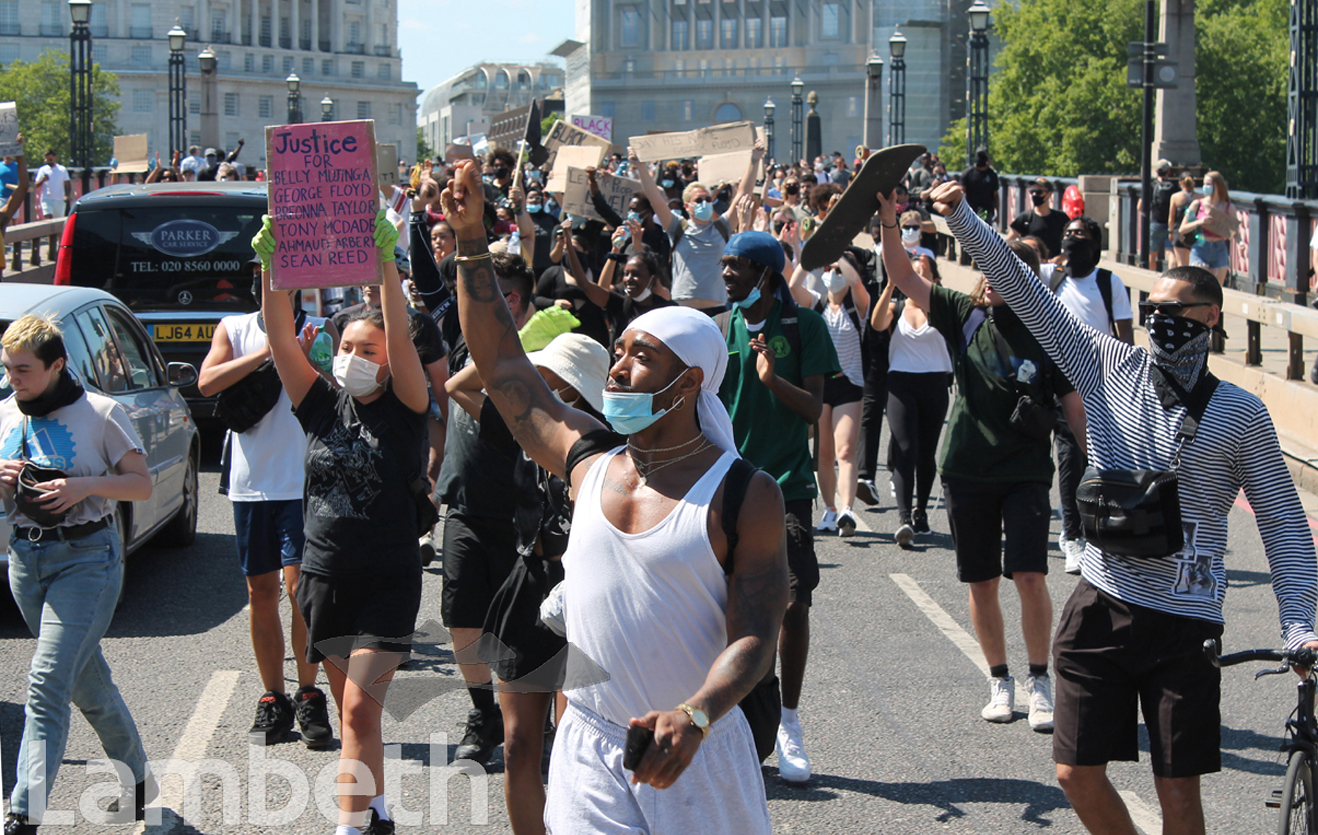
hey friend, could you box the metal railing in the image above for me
[4,219,65,284]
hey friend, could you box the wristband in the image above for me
[456,252,492,264]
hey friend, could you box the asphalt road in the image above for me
[0,436,1309,834]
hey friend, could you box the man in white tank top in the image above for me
[443,160,788,834]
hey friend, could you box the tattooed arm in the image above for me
[629,471,789,789]
[443,160,608,482]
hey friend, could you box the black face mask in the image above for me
[493,167,509,180]
[1030,192,1048,207]
[784,184,800,196]
[1063,237,1097,277]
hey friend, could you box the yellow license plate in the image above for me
[153,323,216,342]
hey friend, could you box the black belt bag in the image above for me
[14,418,72,529]
[1076,368,1218,559]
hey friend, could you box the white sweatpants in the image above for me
[545,700,772,835]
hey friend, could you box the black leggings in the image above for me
[886,371,950,517]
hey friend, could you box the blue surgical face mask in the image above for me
[526,203,542,213]
[601,371,687,434]
[627,211,642,224]
[692,201,714,222]
[1201,182,1213,195]
[661,179,675,188]
[730,267,770,310]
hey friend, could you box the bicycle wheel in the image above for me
[1279,749,1316,835]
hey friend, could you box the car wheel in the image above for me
[157,448,198,548]
[114,503,128,610]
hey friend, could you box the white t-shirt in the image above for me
[889,309,953,374]
[224,311,326,501]
[36,163,69,212]
[180,154,205,175]
[1042,265,1134,334]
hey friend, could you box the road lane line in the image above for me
[890,573,989,677]
[1117,790,1163,835]
[140,669,241,832]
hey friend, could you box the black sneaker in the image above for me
[105,776,159,822]
[453,707,504,766]
[894,512,915,548]
[294,685,333,749]
[4,813,36,835]
[855,479,879,507]
[362,808,395,835]
[249,690,295,744]
[912,509,930,535]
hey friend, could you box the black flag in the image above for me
[524,99,550,167]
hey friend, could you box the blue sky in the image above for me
[396,0,577,99]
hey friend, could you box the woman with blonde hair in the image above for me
[1178,170,1239,284]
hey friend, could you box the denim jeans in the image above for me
[7,526,147,820]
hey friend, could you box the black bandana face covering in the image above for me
[1146,312,1211,389]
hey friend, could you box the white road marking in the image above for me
[138,670,242,832]
[1118,790,1164,835]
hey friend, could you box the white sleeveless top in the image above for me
[888,308,953,374]
[562,447,736,727]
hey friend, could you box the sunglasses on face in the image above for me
[1029,191,1046,199]
[692,196,711,204]
[901,225,921,232]
[1138,301,1214,317]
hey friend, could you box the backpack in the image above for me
[1049,266,1117,336]
[1150,178,1177,224]
[672,216,730,249]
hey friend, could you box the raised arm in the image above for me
[838,254,870,314]
[443,361,487,422]
[633,146,673,231]
[785,264,818,309]
[876,190,932,311]
[730,139,766,209]
[252,217,318,407]
[586,167,625,228]
[442,160,607,480]
[868,274,898,331]
[407,186,453,321]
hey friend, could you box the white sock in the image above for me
[781,706,799,726]
[369,795,390,822]
[335,827,361,835]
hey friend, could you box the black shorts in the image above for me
[296,568,423,663]
[1052,580,1224,778]
[482,555,568,687]
[823,374,863,408]
[784,499,819,607]
[943,478,1050,583]
[441,508,520,629]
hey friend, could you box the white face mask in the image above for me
[822,269,847,294]
[901,228,921,246]
[333,353,384,397]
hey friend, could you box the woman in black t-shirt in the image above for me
[253,209,429,835]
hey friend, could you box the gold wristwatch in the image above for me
[677,703,710,737]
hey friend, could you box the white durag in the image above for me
[624,307,739,456]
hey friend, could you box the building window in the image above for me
[0,43,17,65]
[280,16,290,46]
[846,96,858,117]
[133,89,153,113]
[224,92,239,116]
[225,132,240,152]
[390,103,402,125]
[642,101,655,122]
[352,61,364,78]
[260,16,271,46]
[283,56,294,74]
[244,54,255,72]
[303,57,313,75]
[671,20,688,50]
[89,1,107,37]
[0,1,19,36]
[130,45,152,65]
[322,59,335,75]
[189,94,200,115]
[129,3,151,38]
[620,8,640,46]
[211,10,226,41]
[40,1,63,36]
[348,21,361,47]
[189,131,201,147]
[769,16,787,47]
[377,63,390,80]
[219,51,232,70]
[599,102,616,118]
[695,19,713,50]
[673,58,685,73]
[357,101,370,119]
[720,18,736,48]
[746,18,761,48]
[714,102,741,121]
[683,100,693,121]
[259,96,273,118]
[624,57,636,73]
[821,2,839,38]
[698,58,709,74]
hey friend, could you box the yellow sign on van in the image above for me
[153,323,216,342]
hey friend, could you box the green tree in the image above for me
[541,113,562,137]
[939,0,1289,194]
[416,127,433,162]
[0,49,120,165]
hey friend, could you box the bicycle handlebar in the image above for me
[1202,639,1318,671]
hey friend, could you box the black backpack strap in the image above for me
[1149,366,1219,443]
[720,457,759,576]
[565,428,626,480]
[1048,265,1066,294]
[959,307,988,355]
[1096,268,1115,332]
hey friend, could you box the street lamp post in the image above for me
[167,22,187,160]
[68,0,93,194]
[1286,0,1318,200]
[198,46,218,151]
[790,77,804,163]
[763,99,775,162]
[966,2,991,169]
[286,73,302,124]
[321,95,334,122]
[805,91,821,161]
[888,29,907,146]
[863,54,883,151]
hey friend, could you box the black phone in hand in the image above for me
[623,724,654,771]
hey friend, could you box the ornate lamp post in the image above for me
[790,76,804,163]
[198,46,218,150]
[168,22,187,159]
[763,98,775,161]
[888,29,907,146]
[286,73,302,124]
[863,53,883,150]
[966,2,991,168]
[68,0,93,193]
[321,95,334,122]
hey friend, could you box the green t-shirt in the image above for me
[927,284,1074,484]
[719,301,840,502]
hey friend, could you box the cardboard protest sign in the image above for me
[547,145,607,193]
[113,134,150,174]
[0,103,21,158]
[561,167,642,223]
[570,114,613,142]
[265,119,382,290]
[543,120,611,171]
[444,142,475,162]
[630,121,755,163]
[377,143,398,187]
[697,150,753,187]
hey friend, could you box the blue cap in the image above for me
[724,231,785,277]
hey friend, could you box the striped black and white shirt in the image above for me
[948,200,1318,649]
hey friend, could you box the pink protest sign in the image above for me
[265,119,382,289]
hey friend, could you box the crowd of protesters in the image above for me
[0,124,1307,835]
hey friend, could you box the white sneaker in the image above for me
[1062,538,1084,575]
[836,508,857,538]
[981,675,1015,723]
[775,715,811,782]
[816,508,838,532]
[1026,674,1054,733]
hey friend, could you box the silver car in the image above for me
[0,284,200,567]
